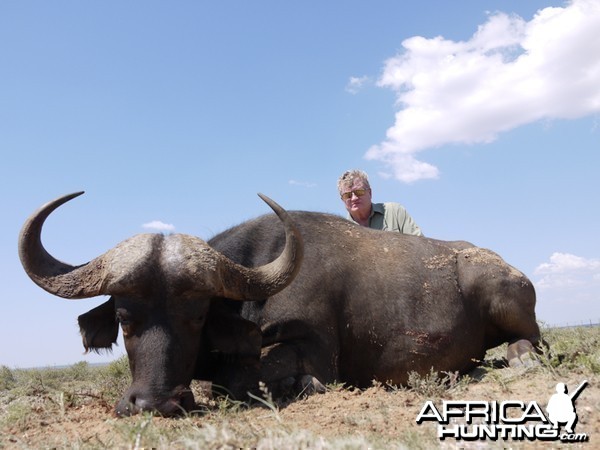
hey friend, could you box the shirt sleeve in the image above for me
[401,212,423,236]
[384,203,424,236]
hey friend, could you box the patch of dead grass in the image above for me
[1,325,598,449]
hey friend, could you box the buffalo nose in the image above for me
[132,395,157,412]
[133,395,185,416]
[116,387,196,417]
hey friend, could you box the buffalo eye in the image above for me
[116,309,134,336]
[187,315,205,332]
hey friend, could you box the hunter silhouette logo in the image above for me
[546,380,588,434]
[416,380,590,443]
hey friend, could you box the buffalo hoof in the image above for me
[507,339,539,368]
[297,375,326,395]
[265,374,326,398]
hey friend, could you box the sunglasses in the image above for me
[341,188,370,200]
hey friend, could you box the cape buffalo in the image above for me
[19,192,302,416]
[210,205,541,394]
[19,193,541,416]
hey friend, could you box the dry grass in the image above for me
[1,325,598,449]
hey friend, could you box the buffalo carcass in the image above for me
[210,206,542,394]
[19,193,542,415]
[18,192,302,416]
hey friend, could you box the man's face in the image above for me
[340,179,372,218]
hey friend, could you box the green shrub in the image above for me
[0,366,16,390]
[64,361,92,381]
[97,355,132,403]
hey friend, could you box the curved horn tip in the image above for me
[18,190,96,299]
[257,193,284,213]
[34,191,86,212]
[62,191,86,201]
[27,191,86,219]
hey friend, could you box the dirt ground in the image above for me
[3,365,599,449]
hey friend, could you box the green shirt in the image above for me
[349,202,423,236]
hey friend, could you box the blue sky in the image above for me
[2,0,599,368]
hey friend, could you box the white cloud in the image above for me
[534,252,600,289]
[142,220,175,232]
[533,252,600,325]
[345,75,370,94]
[289,179,317,188]
[368,0,600,183]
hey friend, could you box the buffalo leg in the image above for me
[507,338,537,367]
[457,248,543,366]
[259,342,331,397]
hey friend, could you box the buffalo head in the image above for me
[19,192,303,416]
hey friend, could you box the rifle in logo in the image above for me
[546,380,588,434]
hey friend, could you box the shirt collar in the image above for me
[371,203,385,217]
[347,203,383,223]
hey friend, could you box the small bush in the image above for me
[406,368,463,398]
[0,366,16,391]
[64,361,92,381]
[0,400,32,430]
[97,355,132,404]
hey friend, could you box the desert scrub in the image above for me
[0,365,16,391]
[539,324,600,375]
[405,368,468,398]
[96,355,132,404]
[0,359,129,431]
[0,399,32,430]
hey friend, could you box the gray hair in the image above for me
[337,169,370,194]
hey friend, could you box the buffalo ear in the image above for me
[78,297,118,352]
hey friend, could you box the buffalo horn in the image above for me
[19,192,303,302]
[18,192,109,299]
[215,193,303,301]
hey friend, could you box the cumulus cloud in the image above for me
[533,252,600,324]
[534,252,600,289]
[142,220,175,232]
[367,0,600,182]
